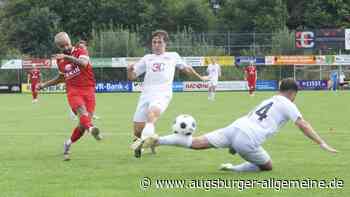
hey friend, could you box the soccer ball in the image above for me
[172,114,196,136]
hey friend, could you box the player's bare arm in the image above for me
[39,74,64,90]
[182,66,206,81]
[127,64,137,80]
[295,117,338,153]
[52,54,89,68]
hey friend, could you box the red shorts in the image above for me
[247,79,256,90]
[31,82,39,93]
[67,87,95,115]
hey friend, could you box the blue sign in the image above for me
[297,80,328,90]
[256,80,278,91]
[173,82,183,92]
[95,81,132,92]
[235,56,265,65]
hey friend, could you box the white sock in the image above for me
[66,139,72,146]
[208,92,213,100]
[141,123,155,139]
[158,134,192,148]
[232,162,260,172]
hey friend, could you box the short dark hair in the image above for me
[279,78,298,92]
[78,40,87,46]
[152,30,169,42]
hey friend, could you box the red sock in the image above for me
[80,115,93,130]
[70,127,84,143]
[33,92,38,99]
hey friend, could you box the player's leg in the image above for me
[132,122,145,158]
[137,105,162,155]
[220,131,272,172]
[141,106,161,139]
[132,98,149,157]
[208,83,213,100]
[138,126,231,150]
[138,134,212,150]
[332,80,337,91]
[248,80,255,96]
[133,122,145,139]
[131,96,171,157]
[133,97,148,138]
[84,93,102,140]
[69,108,78,120]
[208,84,216,101]
[62,95,96,160]
[247,81,252,95]
[63,123,85,161]
[31,83,38,103]
[212,85,217,100]
[141,97,170,140]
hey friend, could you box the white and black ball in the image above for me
[172,114,196,136]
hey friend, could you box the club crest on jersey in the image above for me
[64,64,81,79]
[65,64,72,71]
[151,63,165,72]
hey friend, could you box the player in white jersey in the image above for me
[128,30,206,158]
[339,71,347,90]
[135,78,337,172]
[205,57,221,101]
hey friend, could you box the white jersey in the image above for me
[207,63,221,82]
[339,73,346,83]
[233,95,302,145]
[134,52,188,96]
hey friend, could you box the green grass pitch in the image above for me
[0,91,348,197]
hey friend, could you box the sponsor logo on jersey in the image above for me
[64,64,81,79]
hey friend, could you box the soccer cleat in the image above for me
[89,127,103,141]
[63,141,71,161]
[219,163,235,171]
[131,138,144,158]
[130,135,159,158]
[63,154,70,161]
[150,146,157,154]
[228,147,237,155]
[134,149,142,158]
[143,134,159,149]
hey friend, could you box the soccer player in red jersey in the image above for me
[38,32,102,161]
[244,61,257,96]
[27,64,41,103]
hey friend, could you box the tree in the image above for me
[0,0,61,57]
[217,0,288,32]
[286,0,350,29]
[176,0,215,32]
[3,6,60,57]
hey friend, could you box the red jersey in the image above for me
[29,68,41,83]
[57,47,95,92]
[245,65,257,80]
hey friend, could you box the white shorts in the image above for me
[133,94,171,122]
[204,124,271,165]
[208,80,218,87]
